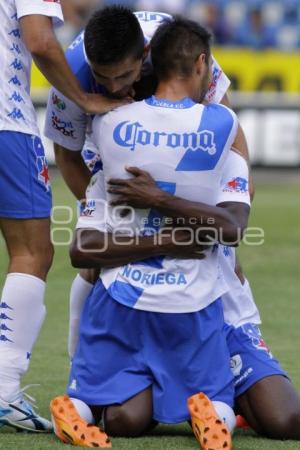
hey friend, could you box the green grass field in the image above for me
[0,170,300,450]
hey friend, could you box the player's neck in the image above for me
[155,79,197,102]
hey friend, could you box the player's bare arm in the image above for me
[54,144,92,201]
[20,15,129,115]
[70,228,205,269]
[108,167,250,245]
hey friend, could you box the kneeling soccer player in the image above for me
[50,18,251,449]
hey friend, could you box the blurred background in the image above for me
[32,0,300,167]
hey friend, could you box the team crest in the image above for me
[230,354,243,377]
[242,324,272,356]
[206,65,222,101]
[52,92,66,111]
[223,177,248,194]
[32,136,50,191]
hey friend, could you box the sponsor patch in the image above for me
[206,66,222,101]
[81,200,96,217]
[52,93,66,111]
[223,177,248,193]
[51,112,76,139]
[230,354,243,377]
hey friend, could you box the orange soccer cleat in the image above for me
[50,395,112,448]
[188,392,232,450]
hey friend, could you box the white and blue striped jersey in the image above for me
[44,11,231,152]
[0,0,63,136]
[76,97,250,313]
[77,177,258,322]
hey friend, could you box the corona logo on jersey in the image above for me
[113,120,217,155]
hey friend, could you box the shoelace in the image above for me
[13,384,41,412]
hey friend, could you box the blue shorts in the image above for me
[225,323,288,398]
[0,131,52,219]
[68,280,234,424]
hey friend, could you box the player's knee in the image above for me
[262,411,300,439]
[287,411,300,439]
[40,242,54,275]
[104,405,150,437]
[31,241,54,275]
[9,241,54,278]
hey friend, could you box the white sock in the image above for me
[68,274,93,360]
[70,397,94,424]
[213,401,236,433]
[0,273,46,401]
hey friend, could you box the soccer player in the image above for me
[105,87,300,441]
[0,0,128,433]
[50,17,251,450]
[43,4,249,361]
[108,173,300,440]
[105,87,300,439]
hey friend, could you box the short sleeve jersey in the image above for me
[0,0,63,136]
[76,97,250,313]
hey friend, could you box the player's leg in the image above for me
[100,387,154,437]
[51,388,154,445]
[101,300,235,439]
[0,217,53,279]
[236,374,300,439]
[0,132,53,431]
[52,279,154,445]
[147,299,235,449]
[50,395,111,448]
[68,268,98,359]
[67,146,102,360]
[227,322,300,439]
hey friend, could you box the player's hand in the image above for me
[80,93,133,115]
[108,167,161,208]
